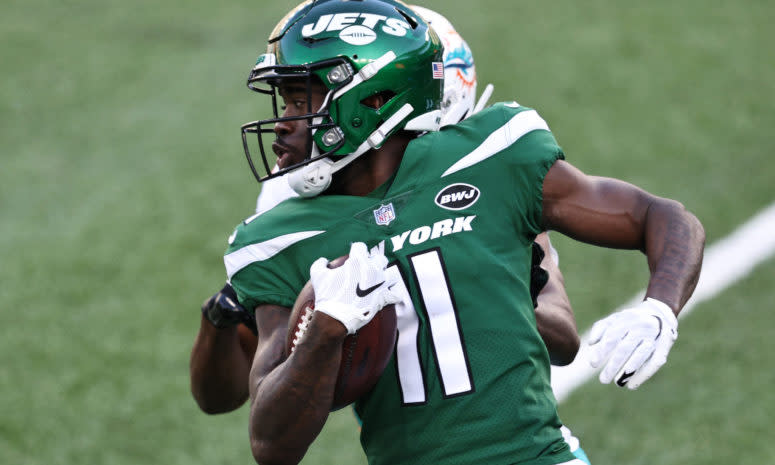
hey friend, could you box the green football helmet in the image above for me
[240,0,444,196]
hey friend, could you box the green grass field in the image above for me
[2,0,773,463]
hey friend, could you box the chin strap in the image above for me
[288,103,415,197]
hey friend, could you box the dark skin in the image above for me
[245,80,704,464]
[541,162,704,308]
[190,312,257,414]
[189,80,327,415]
[534,232,578,366]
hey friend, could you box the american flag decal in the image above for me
[432,62,444,79]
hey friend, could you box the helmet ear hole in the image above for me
[361,90,396,110]
[396,8,419,29]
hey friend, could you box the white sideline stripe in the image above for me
[551,202,775,402]
[224,230,325,279]
[441,109,549,177]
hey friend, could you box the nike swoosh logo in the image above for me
[652,315,663,339]
[616,371,636,386]
[355,281,385,297]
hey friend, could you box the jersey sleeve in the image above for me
[493,103,564,237]
[508,133,564,236]
[439,102,564,238]
[223,213,319,311]
[228,257,299,311]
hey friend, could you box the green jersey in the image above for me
[225,103,576,465]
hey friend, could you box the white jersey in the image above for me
[254,172,297,214]
[561,425,581,454]
[546,232,561,265]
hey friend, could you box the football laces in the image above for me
[291,306,314,353]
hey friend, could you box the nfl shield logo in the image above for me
[373,203,396,226]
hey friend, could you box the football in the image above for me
[286,255,398,411]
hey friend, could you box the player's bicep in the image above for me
[541,160,653,250]
[249,304,292,398]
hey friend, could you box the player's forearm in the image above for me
[535,270,580,365]
[249,313,345,465]
[189,316,251,414]
[536,297,579,366]
[643,198,705,313]
[533,235,579,365]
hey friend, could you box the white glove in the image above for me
[310,242,400,335]
[588,298,678,390]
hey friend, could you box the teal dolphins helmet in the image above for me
[240,0,444,196]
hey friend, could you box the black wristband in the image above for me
[202,283,249,330]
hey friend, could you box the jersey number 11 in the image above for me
[388,248,474,405]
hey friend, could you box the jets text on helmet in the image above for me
[301,13,411,38]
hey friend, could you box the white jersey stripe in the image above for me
[441,108,550,177]
[224,230,325,279]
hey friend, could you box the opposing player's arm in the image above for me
[248,303,346,465]
[542,160,704,312]
[190,288,258,414]
[533,232,579,366]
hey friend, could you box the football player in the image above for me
[192,8,584,452]
[190,4,582,415]
[210,1,705,464]
[250,4,589,462]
